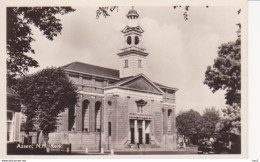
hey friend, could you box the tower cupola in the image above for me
[126,7,140,27]
[127,7,139,19]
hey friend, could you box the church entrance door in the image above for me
[138,128,143,144]
[130,128,135,144]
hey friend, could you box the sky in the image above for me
[28,6,241,114]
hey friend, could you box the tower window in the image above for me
[135,36,139,45]
[127,36,132,45]
[138,60,142,68]
[124,60,128,68]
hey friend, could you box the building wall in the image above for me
[50,71,177,151]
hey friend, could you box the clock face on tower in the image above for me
[135,36,139,45]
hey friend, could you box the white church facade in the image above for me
[48,7,178,151]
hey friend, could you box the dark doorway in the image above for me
[146,133,150,144]
[138,128,143,144]
[130,128,135,144]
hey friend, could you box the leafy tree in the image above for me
[13,67,78,141]
[204,24,241,153]
[96,6,210,21]
[96,6,118,19]
[215,103,241,153]
[216,104,241,137]
[200,107,221,138]
[204,31,241,106]
[176,109,203,144]
[7,7,75,86]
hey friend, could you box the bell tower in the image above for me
[118,7,149,78]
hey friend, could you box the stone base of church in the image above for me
[48,132,177,152]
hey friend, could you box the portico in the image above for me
[129,113,151,144]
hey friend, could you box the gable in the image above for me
[119,76,162,94]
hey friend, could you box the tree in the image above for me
[176,109,203,144]
[204,25,241,153]
[204,26,241,128]
[200,107,221,138]
[96,6,118,19]
[216,104,241,137]
[13,67,78,141]
[204,33,241,106]
[7,7,75,86]
[95,6,210,21]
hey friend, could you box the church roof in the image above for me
[61,61,178,91]
[153,82,179,91]
[62,62,120,80]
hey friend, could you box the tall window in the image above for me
[138,60,142,68]
[95,101,101,132]
[168,109,172,133]
[68,106,76,131]
[135,99,147,114]
[124,60,128,68]
[82,100,90,131]
[108,122,112,136]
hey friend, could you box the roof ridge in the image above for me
[70,61,119,72]
[60,62,74,69]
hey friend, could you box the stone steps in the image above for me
[48,133,61,144]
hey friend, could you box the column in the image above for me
[134,119,138,144]
[101,98,104,133]
[142,120,145,144]
[90,96,96,132]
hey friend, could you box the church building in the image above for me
[48,7,178,151]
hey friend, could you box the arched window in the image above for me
[168,109,172,133]
[135,36,139,45]
[82,100,90,131]
[95,101,102,132]
[127,36,132,45]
